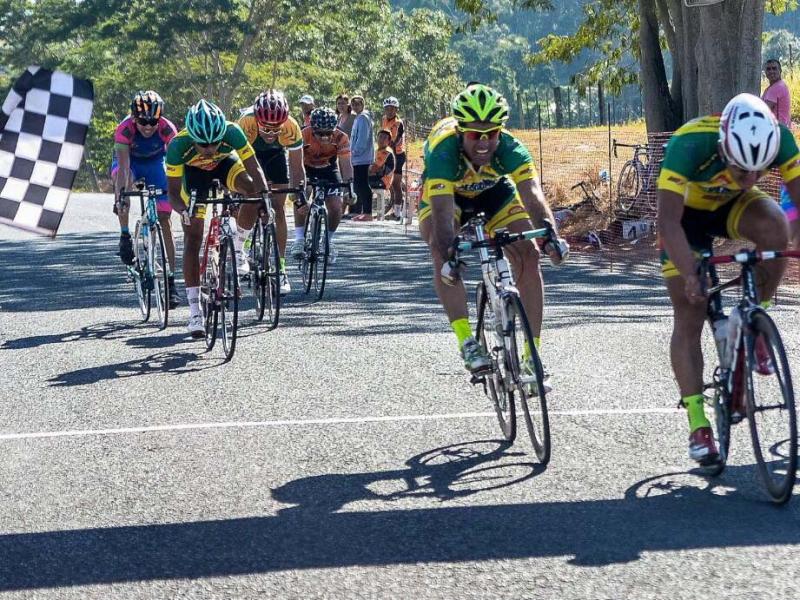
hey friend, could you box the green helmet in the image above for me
[185,99,227,144]
[451,84,509,125]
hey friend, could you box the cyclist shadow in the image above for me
[125,331,196,349]
[47,350,221,387]
[1,321,139,351]
[272,439,544,517]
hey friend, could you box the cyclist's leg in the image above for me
[225,158,260,271]
[180,167,209,289]
[728,188,790,302]
[260,151,290,261]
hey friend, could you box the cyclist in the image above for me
[292,106,353,264]
[381,96,406,221]
[111,90,181,307]
[657,93,800,465]
[165,99,267,337]
[418,83,568,377]
[238,90,306,295]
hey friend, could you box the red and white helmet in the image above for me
[719,93,780,171]
[254,89,289,126]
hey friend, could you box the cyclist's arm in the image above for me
[658,189,696,279]
[114,145,132,198]
[429,193,456,264]
[516,177,558,233]
[288,147,306,187]
[242,154,268,192]
[167,175,184,215]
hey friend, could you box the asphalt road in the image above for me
[1,194,800,598]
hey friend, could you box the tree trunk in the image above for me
[638,0,681,131]
[553,86,564,128]
[597,82,605,125]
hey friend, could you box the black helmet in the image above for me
[310,107,337,131]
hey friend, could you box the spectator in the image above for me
[348,94,374,220]
[763,59,791,127]
[299,94,315,127]
[381,96,406,220]
[335,94,357,137]
[361,129,396,222]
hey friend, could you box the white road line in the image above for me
[0,407,680,441]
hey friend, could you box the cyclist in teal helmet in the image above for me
[166,98,268,338]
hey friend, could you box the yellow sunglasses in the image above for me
[458,125,503,141]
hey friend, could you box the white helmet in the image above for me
[719,93,780,171]
[383,96,400,108]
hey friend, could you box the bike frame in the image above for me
[122,184,165,283]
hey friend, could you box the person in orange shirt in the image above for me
[381,96,406,219]
[291,107,353,263]
[357,130,396,222]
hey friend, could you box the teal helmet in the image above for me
[185,99,227,144]
[451,84,509,125]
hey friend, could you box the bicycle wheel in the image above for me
[200,246,219,352]
[151,223,170,329]
[476,283,515,442]
[133,219,151,322]
[311,209,329,300]
[251,223,267,321]
[219,236,239,361]
[507,294,550,464]
[300,212,316,295]
[617,161,640,213]
[263,220,281,329]
[745,309,797,504]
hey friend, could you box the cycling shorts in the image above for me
[660,187,770,278]
[180,156,247,219]
[110,156,170,213]
[256,149,289,185]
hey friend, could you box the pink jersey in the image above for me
[762,80,792,127]
[113,116,177,159]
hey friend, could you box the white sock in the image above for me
[235,225,250,252]
[186,286,201,318]
[295,226,305,241]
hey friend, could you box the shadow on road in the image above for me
[0,440,798,590]
[1,321,139,350]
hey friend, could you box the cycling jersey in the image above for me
[370,147,395,189]
[238,110,303,153]
[165,123,254,178]
[382,115,405,155]
[657,115,800,210]
[302,127,350,169]
[113,116,177,159]
[422,117,537,199]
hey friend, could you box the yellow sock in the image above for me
[523,337,541,361]
[451,318,472,347]
[761,300,773,309]
[683,394,710,432]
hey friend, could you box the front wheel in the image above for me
[745,309,797,504]
[476,283,515,442]
[617,161,640,213]
[219,236,239,362]
[507,294,550,464]
[133,219,151,322]
[151,223,170,329]
[263,220,281,329]
[311,209,330,300]
[200,245,219,351]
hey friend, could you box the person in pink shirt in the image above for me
[762,59,791,127]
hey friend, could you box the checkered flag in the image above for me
[0,66,94,236]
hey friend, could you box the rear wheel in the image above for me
[300,211,316,295]
[219,236,239,362]
[133,219,151,321]
[476,283,515,442]
[251,222,267,321]
[151,224,170,329]
[617,161,640,213]
[507,295,550,464]
[745,309,797,504]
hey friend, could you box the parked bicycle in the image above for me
[120,181,170,329]
[296,179,352,300]
[613,139,659,215]
[454,214,558,464]
[701,248,800,504]
[187,182,264,361]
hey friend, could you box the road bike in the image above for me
[188,183,263,361]
[613,139,659,215]
[120,181,170,329]
[297,179,352,300]
[454,214,557,464]
[701,248,800,503]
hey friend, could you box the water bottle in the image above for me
[725,308,742,367]
[711,315,729,366]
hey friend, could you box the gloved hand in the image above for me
[440,256,466,286]
[543,237,570,266]
[180,210,191,227]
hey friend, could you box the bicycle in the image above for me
[613,139,659,215]
[297,178,352,300]
[119,181,170,329]
[701,248,800,503]
[187,183,264,361]
[454,214,557,464]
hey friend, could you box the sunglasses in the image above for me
[137,117,159,127]
[196,141,221,149]
[459,125,502,141]
[259,124,282,134]
[314,129,334,137]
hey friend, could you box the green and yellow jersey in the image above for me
[657,115,800,210]
[165,123,255,178]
